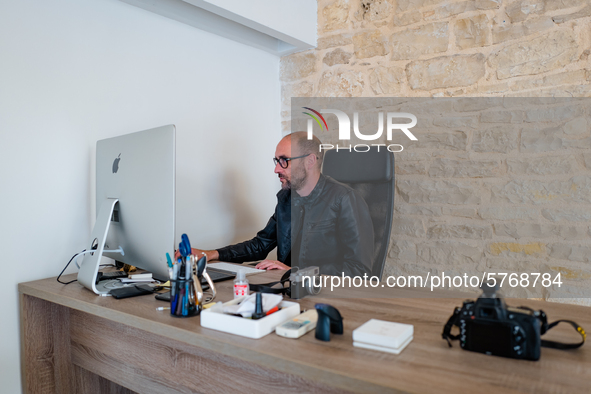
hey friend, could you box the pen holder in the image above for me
[170,279,201,317]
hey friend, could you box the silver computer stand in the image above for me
[78,198,124,295]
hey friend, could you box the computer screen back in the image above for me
[96,125,175,281]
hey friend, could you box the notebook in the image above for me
[352,319,414,354]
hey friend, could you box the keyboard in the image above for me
[203,269,235,283]
[206,263,265,276]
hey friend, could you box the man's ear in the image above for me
[306,153,317,169]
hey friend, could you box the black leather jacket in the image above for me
[217,174,374,277]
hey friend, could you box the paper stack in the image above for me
[352,319,413,355]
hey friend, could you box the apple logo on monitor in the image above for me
[112,154,121,173]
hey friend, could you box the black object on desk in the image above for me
[252,293,265,320]
[315,304,344,341]
[110,284,156,299]
[96,270,127,283]
[203,268,235,282]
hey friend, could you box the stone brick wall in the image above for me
[281,0,591,304]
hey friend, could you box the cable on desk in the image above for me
[57,250,86,285]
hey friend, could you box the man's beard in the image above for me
[281,166,308,191]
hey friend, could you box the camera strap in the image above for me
[249,269,292,297]
[540,319,586,350]
[442,306,462,347]
[517,306,586,350]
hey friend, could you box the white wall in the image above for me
[0,0,281,392]
[199,0,318,46]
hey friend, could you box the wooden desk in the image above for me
[20,272,591,394]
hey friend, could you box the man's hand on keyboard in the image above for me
[174,248,219,262]
[255,260,290,270]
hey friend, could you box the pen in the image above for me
[266,306,280,316]
[156,306,171,311]
[166,253,174,279]
[184,261,190,316]
[176,287,184,315]
[171,263,180,313]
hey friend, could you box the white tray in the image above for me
[200,297,300,339]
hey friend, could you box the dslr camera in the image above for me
[290,266,322,299]
[443,282,546,361]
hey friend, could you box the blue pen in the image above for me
[183,258,190,316]
[171,259,180,313]
[181,279,188,316]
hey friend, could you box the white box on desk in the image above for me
[200,297,300,339]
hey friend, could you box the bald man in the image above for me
[190,132,374,277]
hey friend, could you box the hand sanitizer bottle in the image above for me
[233,269,249,299]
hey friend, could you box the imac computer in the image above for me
[78,125,175,295]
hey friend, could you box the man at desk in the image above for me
[190,132,374,277]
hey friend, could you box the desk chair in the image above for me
[321,147,395,280]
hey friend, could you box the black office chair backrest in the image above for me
[321,147,395,280]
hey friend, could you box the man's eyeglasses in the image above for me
[273,154,310,169]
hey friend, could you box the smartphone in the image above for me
[155,291,171,302]
[110,284,155,299]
